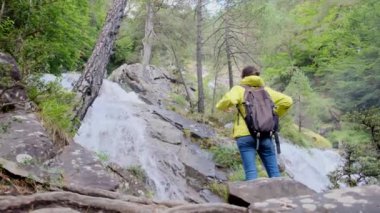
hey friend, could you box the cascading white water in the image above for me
[42,74,186,200]
[280,140,343,192]
[73,79,185,200]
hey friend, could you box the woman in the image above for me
[216,66,293,180]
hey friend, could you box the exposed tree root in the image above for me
[0,191,165,212]
[60,185,188,208]
[0,164,247,212]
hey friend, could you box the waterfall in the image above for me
[280,140,343,192]
[73,79,186,200]
[42,73,344,198]
[42,74,187,200]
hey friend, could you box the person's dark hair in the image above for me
[241,66,260,78]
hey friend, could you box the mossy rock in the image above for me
[301,127,332,149]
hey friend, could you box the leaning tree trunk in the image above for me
[196,0,205,113]
[73,0,128,121]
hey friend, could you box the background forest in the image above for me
[1,0,379,187]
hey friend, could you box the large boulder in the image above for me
[250,185,380,212]
[228,178,316,207]
[108,63,194,108]
[48,142,120,190]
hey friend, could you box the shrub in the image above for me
[210,145,241,169]
[27,76,77,143]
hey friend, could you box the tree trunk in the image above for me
[224,0,233,89]
[0,1,5,22]
[141,0,154,75]
[196,0,204,113]
[224,22,233,89]
[73,0,127,121]
[298,95,302,132]
[170,45,193,109]
[211,67,220,115]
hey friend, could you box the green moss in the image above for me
[127,165,146,181]
[302,127,332,148]
[96,151,109,165]
[280,116,332,148]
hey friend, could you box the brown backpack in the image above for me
[237,85,278,137]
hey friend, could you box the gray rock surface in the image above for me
[108,63,193,108]
[48,142,120,190]
[153,107,215,139]
[228,177,316,207]
[0,111,59,181]
[250,185,380,213]
[0,110,120,190]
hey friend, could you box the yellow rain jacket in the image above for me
[216,76,293,138]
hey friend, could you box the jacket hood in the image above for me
[240,76,265,87]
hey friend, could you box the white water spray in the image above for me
[280,140,343,192]
[74,80,185,199]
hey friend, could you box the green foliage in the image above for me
[210,145,241,169]
[280,115,332,148]
[96,151,110,165]
[329,108,380,187]
[227,161,268,181]
[127,165,147,181]
[170,93,187,107]
[208,181,228,201]
[27,76,77,139]
[228,165,245,181]
[109,13,143,71]
[0,0,107,75]
[280,116,310,147]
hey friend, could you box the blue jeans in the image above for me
[236,135,280,180]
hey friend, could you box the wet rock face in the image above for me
[108,63,194,109]
[250,185,380,213]
[228,177,316,207]
[153,107,215,139]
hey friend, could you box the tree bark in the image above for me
[211,66,220,115]
[0,0,5,22]
[141,0,154,75]
[224,1,234,89]
[298,95,302,132]
[196,0,205,113]
[73,0,127,121]
[170,45,193,109]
